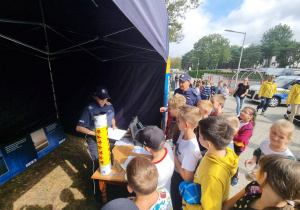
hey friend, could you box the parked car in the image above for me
[246,76,300,107]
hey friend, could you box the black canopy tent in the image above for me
[0,0,169,144]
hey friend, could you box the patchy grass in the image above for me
[0,134,128,209]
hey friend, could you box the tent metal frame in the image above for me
[0,0,163,119]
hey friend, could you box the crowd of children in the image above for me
[102,90,300,210]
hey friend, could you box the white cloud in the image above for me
[169,0,300,58]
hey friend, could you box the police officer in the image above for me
[174,73,201,106]
[160,73,201,113]
[76,86,117,200]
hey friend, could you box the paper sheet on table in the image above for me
[131,146,152,155]
[114,138,134,146]
[124,156,136,167]
[108,127,127,140]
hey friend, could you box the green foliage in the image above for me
[276,41,300,68]
[166,0,202,43]
[261,23,294,67]
[242,44,262,68]
[170,57,182,69]
[289,42,300,67]
[187,70,235,78]
[181,23,299,69]
[192,34,231,70]
[181,50,194,69]
[187,70,267,80]
[228,45,241,69]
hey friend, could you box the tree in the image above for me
[193,34,231,70]
[228,45,241,69]
[242,44,262,68]
[166,0,202,43]
[170,57,182,69]
[277,41,300,68]
[181,50,194,69]
[290,42,300,67]
[260,23,294,67]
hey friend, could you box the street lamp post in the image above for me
[192,57,199,79]
[224,29,246,88]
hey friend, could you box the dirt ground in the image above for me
[0,134,128,210]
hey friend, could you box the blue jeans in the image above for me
[257,97,272,112]
[235,95,245,116]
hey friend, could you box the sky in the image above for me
[169,0,300,58]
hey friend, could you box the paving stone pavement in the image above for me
[222,97,300,198]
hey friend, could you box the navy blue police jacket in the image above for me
[77,101,115,131]
[174,88,201,106]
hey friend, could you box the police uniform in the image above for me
[77,86,115,197]
[77,101,114,168]
[174,88,201,106]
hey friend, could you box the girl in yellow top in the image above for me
[256,75,277,117]
[286,80,300,122]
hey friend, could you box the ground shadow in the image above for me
[19,204,53,210]
[0,134,128,209]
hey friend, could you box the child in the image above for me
[199,80,205,92]
[126,156,172,210]
[210,81,216,96]
[222,83,229,99]
[135,126,174,191]
[182,116,239,210]
[165,94,186,145]
[223,154,300,210]
[196,100,213,154]
[195,82,200,95]
[197,100,213,119]
[210,94,225,116]
[245,119,296,175]
[171,105,201,210]
[231,107,256,186]
[221,113,240,151]
[217,80,223,94]
[200,80,211,100]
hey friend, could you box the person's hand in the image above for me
[160,107,167,113]
[166,139,174,149]
[258,96,261,99]
[286,103,290,107]
[241,94,245,97]
[172,144,176,156]
[245,159,256,167]
[112,125,118,130]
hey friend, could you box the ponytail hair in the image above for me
[244,107,256,127]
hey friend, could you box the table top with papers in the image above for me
[91,145,152,183]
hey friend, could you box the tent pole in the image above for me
[0,43,47,60]
[0,18,42,26]
[100,37,156,52]
[51,37,99,55]
[39,0,59,119]
[50,46,106,55]
[47,26,104,62]
[103,27,135,38]
[0,32,48,54]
